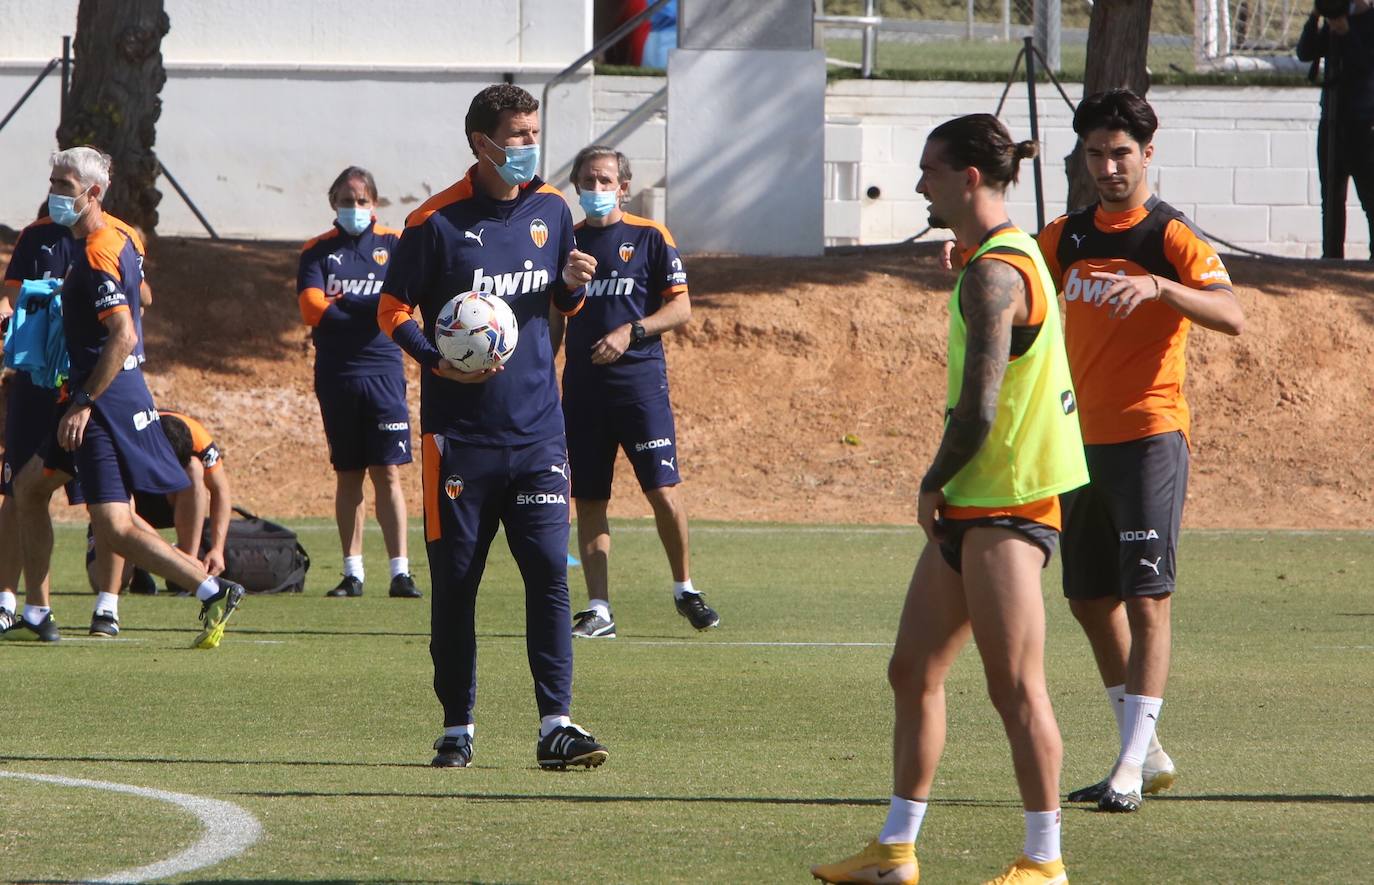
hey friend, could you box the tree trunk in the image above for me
[57,0,170,236]
[1064,0,1153,212]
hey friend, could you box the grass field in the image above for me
[3,521,1373,883]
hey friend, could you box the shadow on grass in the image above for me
[1,754,423,769]
[25,880,473,885]
[230,790,1033,810]
[1152,793,1374,804]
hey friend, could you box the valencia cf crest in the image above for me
[444,475,464,500]
[618,242,635,263]
[372,247,389,266]
[529,219,549,248]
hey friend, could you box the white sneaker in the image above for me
[1143,752,1177,795]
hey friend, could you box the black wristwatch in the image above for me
[629,321,646,344]
[71,389,95,409]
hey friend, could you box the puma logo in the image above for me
[1140,556,1162,575]
[550,463,568,480]
[327,252,344,265]
[660,457,676,470]
[40,244,56,254]
[465,229,485,247]
[1070,233,1086,248]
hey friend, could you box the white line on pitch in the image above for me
[51,638,283,645]
[0,771,262,883]
[616,639,889,648]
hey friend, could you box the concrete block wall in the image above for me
[598,76,1348,258]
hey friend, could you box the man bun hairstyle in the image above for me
[928,114,1036,191]
[1073,88,1159,146]
[465,84,540,157]
[159,414,195,468]
[328,165,378,206]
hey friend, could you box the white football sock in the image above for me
[1107,683,1127,741]
[343,555,364,581]
[22,604,51,626]
[540,714,571,737]
[588,599,612,621]
[1110,694,1163,793]
[1023,809,1062,863]
[194,577,220,601]
[389,556,409,578]
[673,579,696,599]
[443,724,474,738]
[878,795,927,844]
[95,592,120,617]
[0,590,16,614]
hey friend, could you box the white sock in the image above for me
[389,556,409,578]
[0,590,16,614]
[443,724,474,738]
[1023,809,1062,863]
[540,714,571,737]
[1111,694,1163,792]
[588,599,612,621]
[23,604,51,626]
[343,555,364,581]
[95,592,120,617]
[1107,683,1127,741]
[194,577,220,601]
[878,795,927,844]
[673,579,696,599]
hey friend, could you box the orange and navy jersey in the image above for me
[159,410,222,472]
[1039,196,1233,446]
[297,219,403,378]
[565,213,687,403]
[4,217,74,291]
[945,225,1056,528]
[61,216,147,383]
[378,166,586,445]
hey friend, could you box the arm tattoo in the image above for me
[921,258,1019,493]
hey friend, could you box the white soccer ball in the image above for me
[433,291,519,372]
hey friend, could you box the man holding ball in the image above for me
[378,84,606,771]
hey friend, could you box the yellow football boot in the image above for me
[811,839,918,884]
[982,855,1067,885]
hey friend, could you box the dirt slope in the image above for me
[4,232,1370,528]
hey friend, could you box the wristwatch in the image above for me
[629,321,646,344]
[71,389,95,409]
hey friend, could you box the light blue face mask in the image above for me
[579,190,619,219]
[336,207,372,236]
[48,189,88,228]
[488,143,540,187]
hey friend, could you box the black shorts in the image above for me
[1061,430,1188,600]
[938,515,1060,574]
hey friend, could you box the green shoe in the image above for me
[191,580,245,649]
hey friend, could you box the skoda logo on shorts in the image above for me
[529,219,549,249]
[444,475,464,500]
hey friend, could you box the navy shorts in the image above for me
[937,515,1060,574]
[2,373,59,495]
[73,405,189,506]
[1061,430,1189,600]
[315,373,412,472]
[563,390,682,500]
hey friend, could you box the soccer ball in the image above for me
[433,291,519,372]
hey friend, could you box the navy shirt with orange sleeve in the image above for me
[4,217,74,291]
[61,221,146,383]
[565,213,688,404]
[296,220,404,379]
[378,167,586,446]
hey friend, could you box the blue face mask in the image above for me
[487,143,540,187]
[579,190,619,219]
[336,207,372,236]
[48,189,88,228]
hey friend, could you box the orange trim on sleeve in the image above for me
[662,284,689,299]
[536,183,566,198]
[557,293,586,318]
[405,171,477,229]
[373,225,403,238]
[98,304,130,321]
[85,226,128,276]
[422,434,442,542]
[378,293,416,338]
[302,228,340,252]
[105,214,146,256]
[620,212,680,248]
[298,286,331,326]
[3,279,20,289]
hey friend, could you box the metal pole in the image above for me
[967,0,975,40]
[862,0,877,78]
[0,59,58,136]
[1033,0,1061,72]
[1023,36,1045,232]
[158,162,219,239]
[1002,0,1011,41]
[61,35,71,118]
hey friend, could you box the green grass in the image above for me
[3,522,1373,882]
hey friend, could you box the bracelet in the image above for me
[1149,274,1161,300]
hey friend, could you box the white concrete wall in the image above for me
[0,1,594,240]
[597,76,1339,258]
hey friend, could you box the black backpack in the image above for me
[205,507,311,594]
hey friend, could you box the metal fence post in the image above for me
[60,35,71,118]
[1023,36,1046,232]
[862,0,877,78]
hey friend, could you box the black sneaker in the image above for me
[90,610,120,638]
[1098,787,1142,813]
[389,574,422,599]
[128,566,159,595]
[431,733,473,768]
[536,724,608,770]
[326,575,363,597]
[674,592,720,630]
[1066,778,1109,803]
[2,612,61,642]
[571,608,616,638]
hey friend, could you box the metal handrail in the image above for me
[539,0,672,179]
